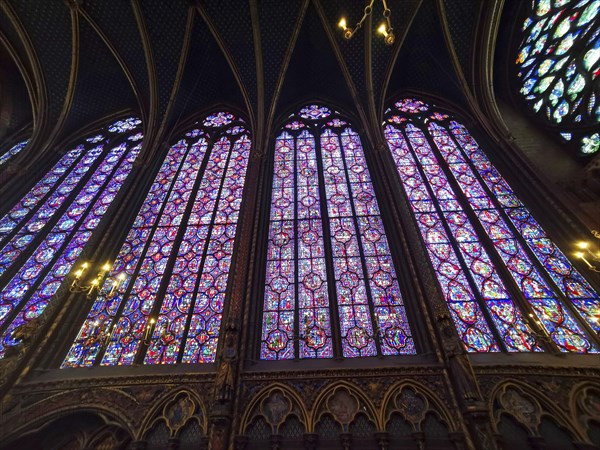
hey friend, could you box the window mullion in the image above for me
[312,126,343,358]
[93,141,194,366]
[133,135,215,364]
[336,128,383,356]
[400,125,505,352]
[0,140,134,340]
[445,124,600,350]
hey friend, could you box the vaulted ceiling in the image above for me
[0,0,505,167]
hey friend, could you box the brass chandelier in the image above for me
[338,0,395,45]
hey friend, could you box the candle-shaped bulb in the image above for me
[82,262,89,269]
[75,269,83,279]
[575,251,585,259]
[338,17,347,29]
[102,262,111,272]
[378,23,388,36]
[576,241,589,249]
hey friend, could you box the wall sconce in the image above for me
[574,239,600,273]
[143,317,157,345]
[69,261,125,297]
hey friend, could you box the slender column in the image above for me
[208,144,265,448]
[437,312,498,449]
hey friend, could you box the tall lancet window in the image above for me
[260,104,415,360]
[516,0,600,155]
[0,117,143,358]
[384,98,600,353]
[63,112,251,367]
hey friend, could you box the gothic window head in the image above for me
[0,117,143,358]
[384,97,599,353]
[260,104,416,360]
[63,112,251,367]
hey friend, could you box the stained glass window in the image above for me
[63,112,250,367]
[385,98,599,353]
[260,105,415,360]
[516,0,600,155]
[0,117,143,358]
[0,140,28,167]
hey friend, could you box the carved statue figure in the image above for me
[438,314,481,405]
[214,323,237,402]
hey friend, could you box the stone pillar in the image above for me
[128,440,147,450]
[303,432,318,450]
[449,431,467,450]
[374,431,390,450]
[270,434,282,450]
[339,432,352,450]
[437,313,499,450]
[167,437,179,450]
[412,431,425,450]
[233,435,248,450]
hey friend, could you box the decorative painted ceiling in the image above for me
[0,0,496,167]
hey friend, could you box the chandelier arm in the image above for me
[353,0,376,32]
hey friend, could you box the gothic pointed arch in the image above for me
[383,96,600,353]
[0,115,143,358]
[259,103,417,360]
[63,110,251,367]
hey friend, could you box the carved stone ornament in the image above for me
[260,391,291,428]
[578,387,600,420]
[500,388,540,429]
[327,390,359,425]
[395,388,427,425]
[214,323,238,402]
[165,395,195,433]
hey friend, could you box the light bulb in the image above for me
[338,18,347,29]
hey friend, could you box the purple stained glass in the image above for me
[0,144,141,356]
[261,109,415,361]
[86,134,105,143]
[182,135,250,363]
[64,117,251,368]
[63,137,185,368]
[394,99,429,113]
[203,112,235,128]
[384,97,599,354]
[299,104,331,120]
[0,145,85,246]
[0,125,142,358]
[284,121,305,130]
[325,119,348,128]
[225,125,247,135]
[449,120,600,335]
[108,117,142,133]
[128,132,144,142]
[385,125,501,352]
[0,140,28,166]
[100,141,206,366]
[428,121,595,353]
[0,145,106,276]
